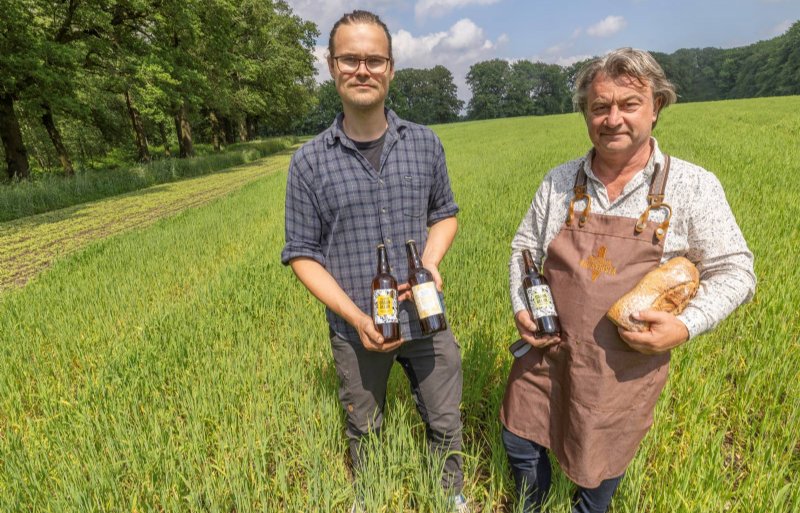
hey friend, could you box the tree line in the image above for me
[0,0,318,180]
[3,8,798,181]
[302,20,800,128]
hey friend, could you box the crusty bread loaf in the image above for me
[607,257,700,332]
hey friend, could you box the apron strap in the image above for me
[635,154,672,240]
[567,161,592,227]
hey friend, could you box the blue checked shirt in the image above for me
[281,110,459,342]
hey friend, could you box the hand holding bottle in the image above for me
[514,310,560,348]
[356,313,404,352]
[398,259,442,302]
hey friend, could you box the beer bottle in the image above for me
[371,244,400,343]
[405,240,446,335]
[522,249,560,337]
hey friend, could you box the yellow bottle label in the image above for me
[412,282,443,318]
[373,289,398,324]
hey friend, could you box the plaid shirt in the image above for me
[281,110,459,342]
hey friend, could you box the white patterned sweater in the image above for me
[509,138,756,339]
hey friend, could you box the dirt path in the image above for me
[0,153,291,292]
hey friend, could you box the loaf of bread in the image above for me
[607,257,700,332]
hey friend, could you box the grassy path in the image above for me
[0,151,293,291]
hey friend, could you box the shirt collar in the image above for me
[325,108,408,148]
[582,137,665,183]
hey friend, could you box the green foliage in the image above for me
[463,20,800,122]
[652,21,800,102]
[388,65,463,125]
[467,59,571,120]
[0,137,296,223]
[0,96,798,511]
[466,59,511,120]
[0,0,318,178]
[295,80,341,135]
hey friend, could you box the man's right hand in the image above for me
[355,313,404,352]
[515,310,560,348]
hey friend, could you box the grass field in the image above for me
[1,96,798,512]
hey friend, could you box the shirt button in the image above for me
[381,207,387,213]
[379,179,384,185]
[386,238,392,244]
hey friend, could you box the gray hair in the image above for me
[573,48,677,127]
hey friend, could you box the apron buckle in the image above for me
[636,200,672,240]
[568,191,591,227]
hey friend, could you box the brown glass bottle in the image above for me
[522,249,560,337]
[371,244,400,342]
[406,240,446,335]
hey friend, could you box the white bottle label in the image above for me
[412,282,443,319]
[526,285,556,319]
[373,289,398,325]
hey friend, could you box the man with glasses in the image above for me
[281,10,468,512]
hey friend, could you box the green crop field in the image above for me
[1,96,798,512]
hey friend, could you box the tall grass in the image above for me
[0,96,797,512]
[0,137,297,223]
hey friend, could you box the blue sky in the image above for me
[285,0,800,101]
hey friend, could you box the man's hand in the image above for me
[515,310,560,348]
[398,281,412,302]
[398,260,443,302]
[618,310,689,354]
[355,313,404,352]
[421,259,443,291]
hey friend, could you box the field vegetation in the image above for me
[0,96,798,512]
[0,138,297,223]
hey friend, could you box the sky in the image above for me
[284,0,800,102]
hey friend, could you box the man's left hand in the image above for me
[398,261,443,302]
[618,310,690,354]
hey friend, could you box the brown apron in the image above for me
[501,155,673,489]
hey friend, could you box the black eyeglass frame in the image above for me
[332,55,392,74]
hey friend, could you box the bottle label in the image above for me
[373,289,398,324]
[526,285,557,319]
[412,282,443,318]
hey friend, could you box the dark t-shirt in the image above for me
[353,131,387,173]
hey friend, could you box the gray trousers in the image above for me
[330,328,464,492]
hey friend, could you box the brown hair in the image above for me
[573,47,677,127]
[328,10,393,60]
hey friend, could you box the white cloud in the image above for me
[586,16,627,37]
[392,18,506,100]
[768,19,793,37]
[531,29,591,67]
[393,18,501,65]
[312,45,331,82]
[414,0,502,19]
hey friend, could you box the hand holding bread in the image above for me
[607,257,700,332]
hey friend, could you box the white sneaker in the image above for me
[450,493,470,513]
[350,498,366,513]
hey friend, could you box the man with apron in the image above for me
[501,48,755,513]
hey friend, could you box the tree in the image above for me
[466,59,511,120]
[0,0,43,179]
[297,80,341,135]
[389,65,463,124]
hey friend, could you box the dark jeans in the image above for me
[502,428,623,513]
[330,328,464,492]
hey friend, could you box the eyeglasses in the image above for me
[333,55,391,74]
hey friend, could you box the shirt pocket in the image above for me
[399,174,430,218]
